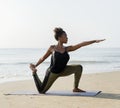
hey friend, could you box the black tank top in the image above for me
[50,49,70,73]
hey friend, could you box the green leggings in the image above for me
[33,65,83,93]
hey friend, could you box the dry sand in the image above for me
[0,71,120,108]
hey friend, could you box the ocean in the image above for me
[0,48,120,83]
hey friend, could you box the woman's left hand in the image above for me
[95,39,106,43]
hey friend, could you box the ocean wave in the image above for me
[68,60,110,64]
[0,60,119,66]
[46,60,117,64]
[0,62,30,65]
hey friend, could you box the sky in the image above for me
[0,0,120,48]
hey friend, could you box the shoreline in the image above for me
[0,71,120,108]
[0,70,120,84]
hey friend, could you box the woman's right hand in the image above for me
[30,63,37,72]
[30,63,36,68]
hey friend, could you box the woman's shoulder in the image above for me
[48,45,55,52]
[64,45,72,52]
[49,45,55,49]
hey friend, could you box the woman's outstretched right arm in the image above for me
[30,46,53,68]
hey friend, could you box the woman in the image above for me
[30,27,105,94]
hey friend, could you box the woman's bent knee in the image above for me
[76,64,83,71]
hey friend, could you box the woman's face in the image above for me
[59,33,68,43]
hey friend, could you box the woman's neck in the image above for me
[57,41,64,48]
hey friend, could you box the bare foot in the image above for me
[30,64,37,73]
[73,88,86,92]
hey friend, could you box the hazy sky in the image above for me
[0,0,120,48]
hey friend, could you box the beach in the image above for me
[1,0,120,107]
[0,71,120,108]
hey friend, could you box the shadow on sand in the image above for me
[95,92,120,100]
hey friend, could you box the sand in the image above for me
[0,71,120,108]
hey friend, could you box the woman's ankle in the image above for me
[73,88,86,92]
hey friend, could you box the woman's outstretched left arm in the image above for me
[67,39,105,52]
